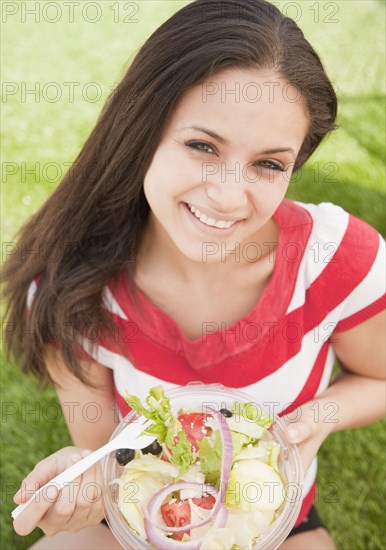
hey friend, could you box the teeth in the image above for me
[187,204,235,229]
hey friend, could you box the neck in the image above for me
[135,215,279,288]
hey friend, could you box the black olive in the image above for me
[115,448,135,465]
[220,408,233,418]
[142,440,163,455]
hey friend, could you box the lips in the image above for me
[185,203,243,229]
[182,203,242,234]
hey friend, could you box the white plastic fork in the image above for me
[12,417,155,520]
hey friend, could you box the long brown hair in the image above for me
[2,0,338,385]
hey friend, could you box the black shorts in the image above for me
[101,505,327,539]
[287,505,326,537]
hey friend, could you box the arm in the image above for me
[42,343,120,449]
[312,307,385,431]
[13,344,120,536]
[285,309,386,471]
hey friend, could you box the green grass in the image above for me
[1,1,385,549]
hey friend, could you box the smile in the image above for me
[186,203,237,229]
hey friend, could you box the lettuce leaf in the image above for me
[166,429,195,477]
[115,455,179,538]
[225,459,284,511]
[231,431,252,459]
[230,401,273,429]
[125,385,194,477]
[197,429,222,488]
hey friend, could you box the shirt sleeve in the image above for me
[334,225,385,333]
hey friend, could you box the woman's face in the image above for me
[143,67,309,263]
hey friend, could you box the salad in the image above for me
[112,385,288,550]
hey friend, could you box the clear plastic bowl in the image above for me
[102,382,303,550]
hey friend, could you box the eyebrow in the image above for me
[180,125,296,155]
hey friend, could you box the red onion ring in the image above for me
[143,408,233,547]
[142,486,228,550]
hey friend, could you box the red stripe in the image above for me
[114,386,133,417]
[288,215,380,335]
[293,481,317,527]
[335,294,385,332]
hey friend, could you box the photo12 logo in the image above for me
[199,1,340,24]
[1,2,140,24]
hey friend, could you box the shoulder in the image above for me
[284,199,382,262]
[282,200,384,316]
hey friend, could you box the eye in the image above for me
[256,160,285,172]
[186,141,216,155]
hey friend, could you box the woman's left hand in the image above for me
[282,400,334,473]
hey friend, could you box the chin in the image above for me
[174,240,220,264]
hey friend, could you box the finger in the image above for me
[77,456,102,522]
[38,452,86,534]
[13,483,60,536]
[38,484,78,535]
[15,452,63,503]
[85,462,104,525]
[295,440,315,474]
[14,447,82,504]
[39,451,95,534]
[13,487,27,504]
[285,422,311,444]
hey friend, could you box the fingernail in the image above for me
[14,489,21,500]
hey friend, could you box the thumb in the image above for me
[285,421,311,444]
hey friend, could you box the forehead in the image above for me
[167,67,309,146]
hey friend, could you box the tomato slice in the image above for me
[160,499,191,541]
[160,495,216,541]
[176,412,212,452]
[191,494,216,509]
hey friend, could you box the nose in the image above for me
[204,161,248,212]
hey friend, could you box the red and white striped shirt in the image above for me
[27,199,385,526]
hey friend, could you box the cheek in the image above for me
[147,162,201,207]
[143,161,185,214]
[250,176,289,208]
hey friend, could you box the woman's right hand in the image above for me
[13,446,105,536]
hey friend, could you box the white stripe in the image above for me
[114,364,179,403]
[102,286,128,320]
[303,457,317,496]
[80,338,132,371]
[78,301,345,422]
[315,345,335,397]
[236,317,340,415]
[287,202,349,314]
[26,280,38,309]
[80,338,179,401]
[83,312,340,418]
[338,234,385,319]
